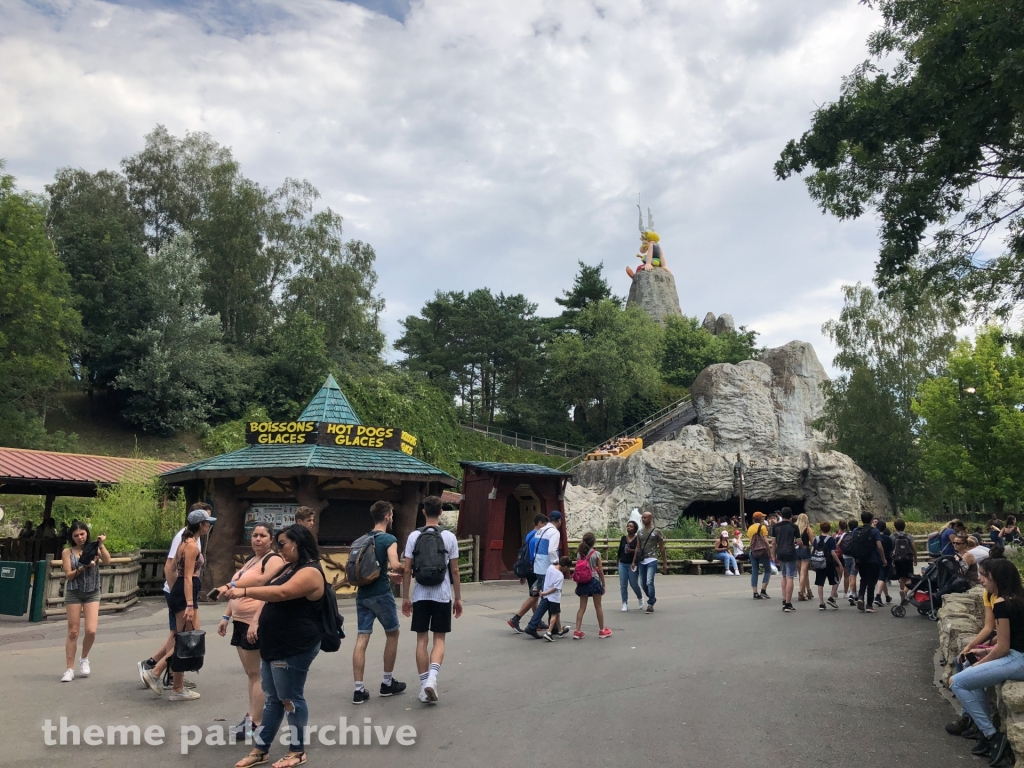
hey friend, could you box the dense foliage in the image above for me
[818,284,958,506]
[776,0,1024,314]
[0,167,81,449]
[397,262,759,446]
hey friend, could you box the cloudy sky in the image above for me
[1,0,886,373]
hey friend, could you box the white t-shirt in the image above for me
[533,523,561,576]
[404,527,460,603]
[732,537,745,556]
[543,563,564,604]
[969,545,990,564]
[163,527,203,593]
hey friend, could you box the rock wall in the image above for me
[938,590,1024,755]
[565,442,890,536]
[564,339,892,534]
[625,268,682,323]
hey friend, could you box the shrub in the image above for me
[85,481,184,553]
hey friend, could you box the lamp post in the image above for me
[734,455,747,526]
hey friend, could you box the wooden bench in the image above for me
[682,559,752,575]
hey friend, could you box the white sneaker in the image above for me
[418,689,429,703]
[79,658,90,677]
[168,688,201,701]
[61,669,74,683]
[621,602,629,612]
[724,571,734,576]
[142,669,163,697]
[424,674,438,703]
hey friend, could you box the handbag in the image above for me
[171,619,206,673]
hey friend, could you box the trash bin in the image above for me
[0,561,32,616]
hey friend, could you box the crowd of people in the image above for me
[45,497,1024,767]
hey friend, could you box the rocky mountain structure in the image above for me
[626,268,682,323]
[564,340,891,535]
[701,312,735,335]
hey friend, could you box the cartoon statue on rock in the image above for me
[626,205,671,279]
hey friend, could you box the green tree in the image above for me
[546,300,663,440]
[284,230,385,364]
[45,168,154,389]
[0,167,81,448]
[259,312,332,418]
[775,0,1024,312]
[113,234,252,434]
[914,326,1024,513]
[553,261,621,326]
[661,316,759,388]
[819,284,958,505]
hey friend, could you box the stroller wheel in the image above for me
[928,611,940,622]
[892,605,906,618]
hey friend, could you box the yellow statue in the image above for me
[626,205,671,279]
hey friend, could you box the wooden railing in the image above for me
[41,554,142,618]
[0,537,64,563]
[562,534,938,575]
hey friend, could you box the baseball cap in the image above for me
[187,509,217,525]
[548,510,563,520]
[753,511,765,520]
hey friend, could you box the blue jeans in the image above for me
[256,643,320,753]
[950,649,1024,737]
[638,561,657,606]
[527,597,558,632]
[618,563,642,603]
[750,556,772,588]
[715,552,738,572]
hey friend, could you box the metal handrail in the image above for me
[458,422,584,456]
[556,395,694,472]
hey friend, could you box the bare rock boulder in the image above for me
[626,269,682,323]
[714,313,735,335]
[691,360,778,454]
[759,341,829,454]
[701,312,717,332]
[675,424,715,451]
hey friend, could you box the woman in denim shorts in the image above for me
[60,521,110,682]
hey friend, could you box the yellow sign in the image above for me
[245,422,317,445]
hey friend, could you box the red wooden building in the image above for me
[457,462,571,581]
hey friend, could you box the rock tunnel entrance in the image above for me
[681,498,806,527]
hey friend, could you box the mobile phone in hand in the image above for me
[207,588,222,601]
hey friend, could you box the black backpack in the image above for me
[412,527,449,587]
[842,525,874,561]
[319,578,346,653]
[892,532,915,563]
[513,532,535,578]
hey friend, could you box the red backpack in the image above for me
[573,550,596,583]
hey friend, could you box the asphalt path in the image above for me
[0,575,974,767]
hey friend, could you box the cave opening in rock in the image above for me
[681,498,806,526]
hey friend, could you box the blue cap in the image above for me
[548,510,562,520]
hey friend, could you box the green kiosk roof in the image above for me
[161,376,455,486]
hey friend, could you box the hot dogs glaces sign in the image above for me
[246,421,417,455]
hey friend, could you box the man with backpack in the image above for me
[632,511,668,614]
[890,518,918,598]
[402,495,462,704]
[771,507,800,612]
[847,510,887,612]
[509,511,562,632]
[351,501,406,704]
[507,514,550,633]
[747,511,774,600]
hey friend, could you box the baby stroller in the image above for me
[891,555,969,621]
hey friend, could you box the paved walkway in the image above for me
[0,576,966,767]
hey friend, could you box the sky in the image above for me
[0,0,888,374]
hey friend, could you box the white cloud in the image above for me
[1,0,885,374]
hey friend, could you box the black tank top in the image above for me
[258,561,324,661]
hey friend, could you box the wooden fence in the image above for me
[138,537,482,599]
[0,538,64,563]
[563,535,937,575]
[41,554,142,618]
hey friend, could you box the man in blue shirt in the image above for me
[352,500,406,703]
[940,520,966,556]
[508,513,558,633]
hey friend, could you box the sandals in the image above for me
[235,751,268,768]
[272,753,307,768]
